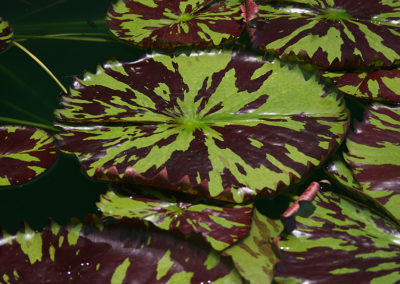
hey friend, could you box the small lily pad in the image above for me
[0,125,57,186]
[251,0,400,68]
[106,0,245,48]
[0,216,242,283]
[274,185,400,282]
[0,17,13,53]
[97,184,253,251]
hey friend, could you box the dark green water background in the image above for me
[0,0,145,233]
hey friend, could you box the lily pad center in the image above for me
[174,117,208,131]
[320,8,351,21]
[177,13,194,22]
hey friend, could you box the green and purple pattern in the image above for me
[344,104,400,223]
[274,189,400,282]
[321,68,400,102]
[0,18,13,52]
[97,184,253,251]
[106,0,245,48]
[55,50,349,203]
[0,126,57,186]
[252,0,400,68]
[325,154,361,192]
[0,216,242,283]
[222,209,283,284]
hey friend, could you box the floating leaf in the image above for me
[55,50,349,203]
[0,17,13,53]
[274,185,400,282]
[0,125,57,186]
[106,0,245,48]
[97,184,253,251]
[222,209,282,283]
[321,68,400,102]
[0,216,242,283]
[325,153,361,192]
[342,104,400,223]
[251,0,400,68]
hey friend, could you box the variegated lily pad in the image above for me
[0,216,242,283]
[342,104,400,223]
[251,0,400,68]
[222,209,283,284]
[55,50,349,203]
[274,184,400,282]
[0,17,13,52]
[0,125,57,186]
[106,0,245,48]
[97,184,253,251]
[321,68,400,102]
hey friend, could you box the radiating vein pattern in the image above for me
[55,50,348,202]
[252,0,400,68]
[321,68,400,102]
[97,184,253,251]
[0,126,57,186]
[0,216,241,283]
[275,190,400,283]
[106,0,245,48]
[344,104,400,222]
[0,18,13,52]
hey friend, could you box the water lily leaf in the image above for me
[325,153,361,192]
[0,216,242,283]
[97,184,253,251]
[0,125,57,186]
[274,185,400,283]
[106,0,245,48]
[55,50,349,203]
[0,18,13,53]
[342,104,400,223]
[251,0,400,68]
[222,209,283,283]
[321,68,400,102]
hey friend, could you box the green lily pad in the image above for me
[55,50,349,203]
[0,125,57,186]
[321,68,400,102]
[106,0,245,48]
[251,0,400,68]
[0,17,13,53]
[97,184,253,251]
[274,184,400,282]
[0,215,242,283]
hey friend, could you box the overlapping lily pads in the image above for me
[321,68,400,102]
[274,185,400,282]
[0,17,13,53]
[0,125,57,186]
[97,184,253,251]
[0,215,242,283]
[251,0,400,68]
[55,50,349,203]
[106,0,245,48]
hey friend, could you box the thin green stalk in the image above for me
[15,33,116,43]
[0,117,59,132]
[0,99,50,125]
[12,40,68,94]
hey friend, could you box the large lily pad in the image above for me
[342,104,400,223]
[97,184,253,251]
[0,17,13,53]
[251,0,400,68]
[222,208,283,283]
[0,125,57,186]
[321,68,400,102]
[55,50,349,203]
[106,0,245,48]
[0,216,242,283]
[274,185,400,282]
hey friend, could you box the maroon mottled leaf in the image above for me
[241,0,259,23]
[0,125,57,186]
[106,0,245,48]
[321,68,400,102]
[97,184,253,251]
[0,216,242,283]
[0,17,13,53]
[274,182,400,282]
